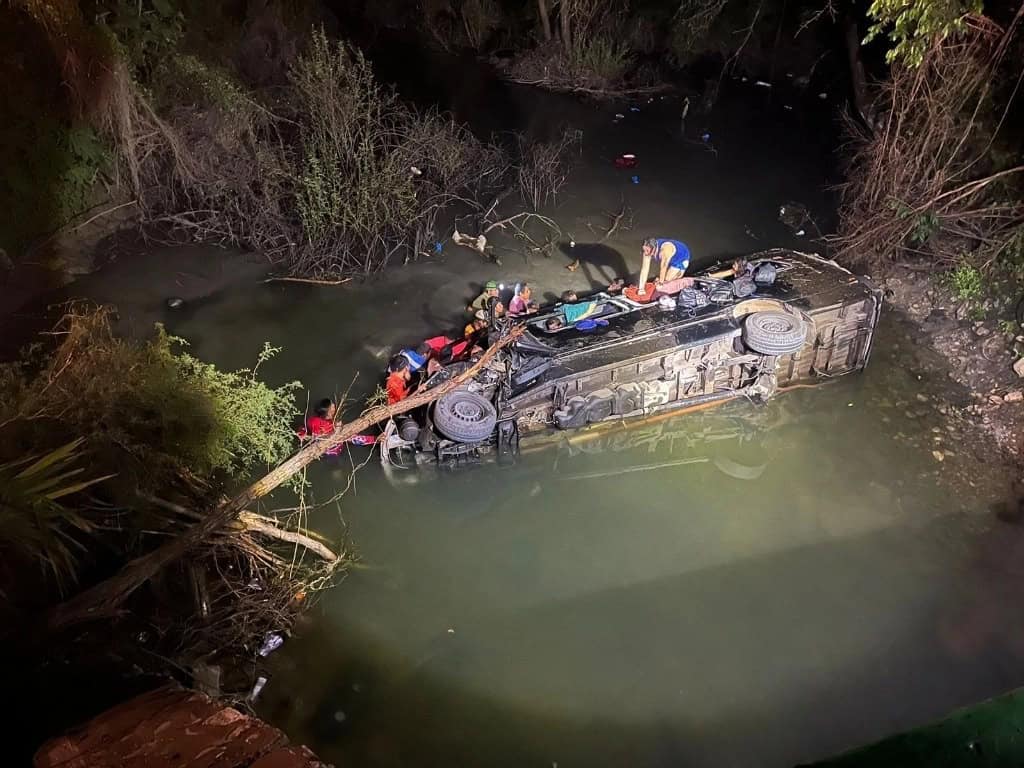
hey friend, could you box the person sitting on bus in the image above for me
[508,283,538,316]
[637,237,691,296]
[464,310,488,338]
[467,280,500,314]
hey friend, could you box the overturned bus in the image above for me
[380,249,882,471]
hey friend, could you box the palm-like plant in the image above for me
[0,438,114,592]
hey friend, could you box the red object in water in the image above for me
[624,283,657,303]
[613,154,638,169]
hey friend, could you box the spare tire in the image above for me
[433,390,497,443]
[743,311,808,356]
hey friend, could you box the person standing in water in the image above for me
[637,237,691,296]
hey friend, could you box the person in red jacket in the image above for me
[386,355,427,405]
[298,398,336,438]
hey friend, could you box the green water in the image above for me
[130,79,1024,767]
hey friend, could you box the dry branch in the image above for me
[261,276,353,286]
[141,493,337,562]
[832,16,1024,268]
[599,203,630,243]
[236,512,337,562]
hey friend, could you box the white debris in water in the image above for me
[447,627,455,634]
[334,710,347,723]
[249,676,268,702]
[755,80,771,88]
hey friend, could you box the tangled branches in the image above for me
[141,492,344,678]
[668,0,728,64]
[106,31,506,279]
[515,127,581,210]
[833,12,1024,270]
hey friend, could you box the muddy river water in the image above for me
[126,63,1024,767]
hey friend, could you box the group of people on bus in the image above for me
[298,236,695,445]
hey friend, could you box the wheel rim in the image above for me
[758,316,794,333]
[452,400,486,423]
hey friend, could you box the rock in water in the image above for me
[1014,358,1024,378]
[1005,390,1024,403]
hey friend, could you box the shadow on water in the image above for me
[557,241,630,291]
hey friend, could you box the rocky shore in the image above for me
[876,266,1023,494]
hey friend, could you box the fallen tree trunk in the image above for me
[39,329,522,636]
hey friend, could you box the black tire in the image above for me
[743,311,808,356]
[433,390,497,443]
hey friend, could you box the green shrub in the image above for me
[99,0,185,76]
[0,306,301,489]
[889,198,940,246]
[946,262,983,303]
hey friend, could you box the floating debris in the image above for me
[248,675,268,702]
[257,632,284,657]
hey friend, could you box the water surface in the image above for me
[157,75,1024,767]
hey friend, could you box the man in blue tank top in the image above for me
[637,237,692,296]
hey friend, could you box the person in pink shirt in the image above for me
[508,283,538,316]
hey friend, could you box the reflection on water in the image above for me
[152,73,1024,766]
[247,354,1024,767]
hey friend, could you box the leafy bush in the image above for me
[99,0,185,77]
[286,30,500,274]
[946,262,983,302]
[0,306,301,490]
[865,0,982,66]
